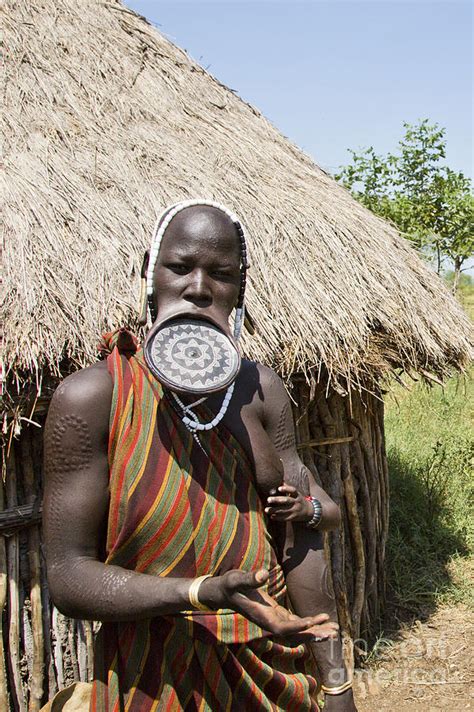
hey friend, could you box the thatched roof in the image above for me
[3,0,472,393]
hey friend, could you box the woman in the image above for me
[44,200,356,710]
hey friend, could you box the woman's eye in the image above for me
[213,269,238,279]
[167,264,189,274]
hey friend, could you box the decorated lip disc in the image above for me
[144,317,241,395]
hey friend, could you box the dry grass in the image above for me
[2,0,472,395]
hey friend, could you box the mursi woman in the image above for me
[44,201,357,711]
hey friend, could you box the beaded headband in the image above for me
[146,199,249,339]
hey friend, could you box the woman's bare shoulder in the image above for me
[235,360,286,418]
[239,359,282,385]
[48,361,113,433]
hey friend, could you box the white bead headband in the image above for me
[146,199,249,339]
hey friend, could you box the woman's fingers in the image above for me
[266,496,294,506]
[219,570,339,641]
[265,504,298,519]
[224,568,269,595]
[240,595,337,636]
[265,496,297,518]
[256,610,332,636]
[307,622,339,640]
[307,619,339,638]
[278,484,297,495]
[265,510,293,520]
[306,613,330,624]
[265,615,339,641]
[284,620,339,645]
[269,617,320,635]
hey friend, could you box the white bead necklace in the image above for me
[172,382,235,433]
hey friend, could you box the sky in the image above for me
[124,0,473,179]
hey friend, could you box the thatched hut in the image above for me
[2,0,472,708]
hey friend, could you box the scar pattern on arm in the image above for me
[45,410,133,616]
[272,401,296,451]
[322,564,335,601]
[285,464,311,496]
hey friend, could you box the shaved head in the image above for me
[160,206,241,261]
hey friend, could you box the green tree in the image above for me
[430,170,473,292]
[336,120,473,293]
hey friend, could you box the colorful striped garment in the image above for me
[90,336,318,711]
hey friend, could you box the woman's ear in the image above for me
[244,307,256,335]
[138,250,150,326]
[141,250,150,278]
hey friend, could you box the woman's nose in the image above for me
[183,269,212,305]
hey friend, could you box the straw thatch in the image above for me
[3,0,472,396]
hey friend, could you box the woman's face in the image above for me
[151,206,242,328]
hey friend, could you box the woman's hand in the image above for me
[200,568,339,643]
[264,484,313,522]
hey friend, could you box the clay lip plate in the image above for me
[144,316,241,395]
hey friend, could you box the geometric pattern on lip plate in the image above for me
[146,318,240,394]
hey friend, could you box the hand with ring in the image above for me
[264,483,314,522]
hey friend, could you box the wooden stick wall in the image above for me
[2,383,388,708]
[292,381,389,654]
[1,425,94,711]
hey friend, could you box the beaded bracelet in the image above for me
[305,496,323,529]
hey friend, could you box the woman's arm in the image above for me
[44,362,194,621]
[258,365,357,711]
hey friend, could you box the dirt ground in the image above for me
[352,605,473,711]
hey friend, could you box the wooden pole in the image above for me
[33,424,57,702]
[0,467,9,710]
[68,619,80,682]
[52,607,64,691]
[0,502,43,534]
[77,622,87,682]
[6,445,26,711]
[40,565,58,701]
[85,621,94,683]
[21,430,45,712]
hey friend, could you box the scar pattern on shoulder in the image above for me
[272,401,296,451]
[47,413,93,472]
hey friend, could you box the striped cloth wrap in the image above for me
[91,331,318,711]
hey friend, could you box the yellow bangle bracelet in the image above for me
[188,575,213,612]
[321,680,353,695]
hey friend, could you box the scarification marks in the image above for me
[272,401,296,451]
[285,465,310,496]
[44,411,134,616]
[48,413,93,472]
